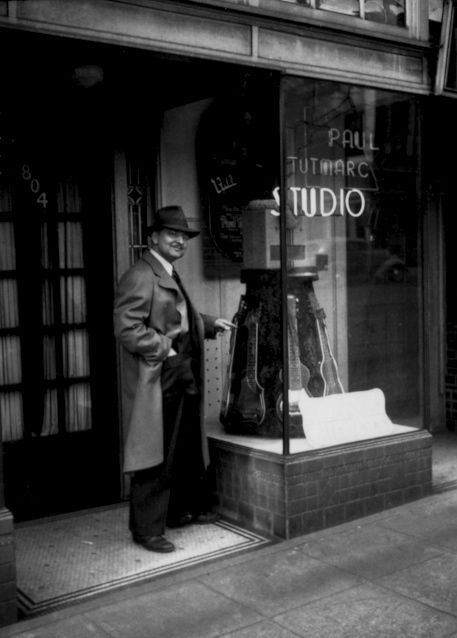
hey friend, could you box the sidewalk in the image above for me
[2,439,457,637]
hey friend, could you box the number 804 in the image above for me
[21,163,48,209]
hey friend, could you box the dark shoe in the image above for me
[194,511,220,524]
[133,535,176,553]
[167,512,193,528]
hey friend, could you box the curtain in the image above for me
[0,222,16,270]
[0,204,23,441]
[0,279,18,328]
[57,178,82,213]
[58,222,84,268]
[62,329,90,378]
[66,383,91,432]
[41,389,58,437]
[60,276,87,324]
[0,337,23,441]
[0,392,23,442]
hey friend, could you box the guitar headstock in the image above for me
[303,284,325,321]
[245,304,262,327]
[286,294,299,319]
[233,295,248,326]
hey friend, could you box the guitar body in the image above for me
[229,308,266,426]
[275,364,311,421]
[305,285,344,396]
[233,376,266,425]
[220,297,247,426]
[275,295,312,435]
[314,308,344,396]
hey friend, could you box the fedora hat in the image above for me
[146,205,200,238]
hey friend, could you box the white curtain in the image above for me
[60,276,87,323]
[66,383,91,432]
[58,222,84,268]
[41,389,58,437]
[0,222,16,270]
[42,279,54,325]
[0,279,18,328]
[62,329,90,378]
[0,392,24,442]
[57,178,82,213]
[0,185,12,212]
[0,196,23,441]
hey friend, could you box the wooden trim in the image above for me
[0,0,430,94]
[177,0,430,43]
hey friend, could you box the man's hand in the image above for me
[214,318,236,334]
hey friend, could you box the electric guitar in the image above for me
[276,294,312,429]
[231,307,266,425]
[219,295,248,426]
[307,287,344,396]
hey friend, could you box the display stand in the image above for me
[220,267,344,438]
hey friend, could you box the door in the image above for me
[0,39,121,520]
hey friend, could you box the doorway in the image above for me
[0,31,121,520]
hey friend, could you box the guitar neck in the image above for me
[220,296,247,422]
[246,321,259,384]
[287,296,304,392]
[315,307,344,394]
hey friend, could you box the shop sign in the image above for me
[275,125,378,218]
[272,186,365,218]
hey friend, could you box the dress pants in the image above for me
[129,354,213,539]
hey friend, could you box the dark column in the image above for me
[0,446,17,626]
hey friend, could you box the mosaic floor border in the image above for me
[16,505,270,618]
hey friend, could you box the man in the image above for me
[113,205,233,553]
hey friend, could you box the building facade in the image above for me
[0,0,452,626]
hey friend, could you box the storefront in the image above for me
[0,0,447,626]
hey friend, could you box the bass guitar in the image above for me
[276,294,312,430]
[231,306,266,425]
[219,295,247,426]
[307,287,344,395]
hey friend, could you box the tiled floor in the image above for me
[15,506,270,617]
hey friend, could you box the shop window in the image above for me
[183,74,422,453]
[281,0,406,26]
[281,78,421,450]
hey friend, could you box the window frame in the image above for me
[182,0,428,42]
[434,0,457,96]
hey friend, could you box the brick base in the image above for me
[209,429,432,538]
[0,508,16,627]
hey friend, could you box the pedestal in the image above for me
[210,428,432,539]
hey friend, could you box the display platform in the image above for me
[208,425,432,539]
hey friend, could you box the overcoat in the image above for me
[113,251,217,473]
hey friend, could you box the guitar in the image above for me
[276,294,312,429]
[231,307,266,425]
[307,287,344,396]
[219,295,248,426]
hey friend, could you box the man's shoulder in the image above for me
[118,254,159,285]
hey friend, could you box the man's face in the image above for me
[151,228,189,263]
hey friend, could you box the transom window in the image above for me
[281,0,406,26]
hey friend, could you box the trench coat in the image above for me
[113,251,217,474]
